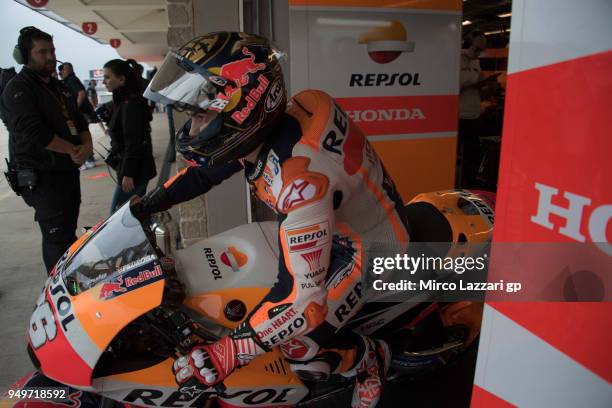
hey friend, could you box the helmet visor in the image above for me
[144,51,218,112]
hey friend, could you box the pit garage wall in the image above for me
[288,0,462,201]
[472,0,612,406]
[166,0,250,243]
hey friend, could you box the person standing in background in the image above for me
[86,80,98,108]
[59,62,105,168]
[0,27,92,273]
[103,59,156,213]
[457,30,495,188]
[126,58,149,93]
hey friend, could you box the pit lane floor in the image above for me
[0,113,174,391]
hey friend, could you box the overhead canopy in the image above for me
[15,0,169,64]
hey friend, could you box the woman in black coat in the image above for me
[102,59,156,213]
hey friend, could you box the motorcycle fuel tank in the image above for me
[175,221,280,329]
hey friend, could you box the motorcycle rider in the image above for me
[138,32,409,408]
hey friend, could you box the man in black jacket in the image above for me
[59,62,103,169]
[0,27,93,273]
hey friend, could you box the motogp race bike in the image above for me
[20,190,494,408]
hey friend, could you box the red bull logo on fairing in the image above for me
[124,265,163,286]
[98,264,163,300]
[99,276,127,300]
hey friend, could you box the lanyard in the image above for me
[40,80,71,120]
[39,80,80,136]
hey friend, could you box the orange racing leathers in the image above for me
[162,90,409,374]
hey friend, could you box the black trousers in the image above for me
[21,171,81,274]
[457,118,483,189]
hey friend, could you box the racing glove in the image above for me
[173,336,242,389]
[130,186,172,221]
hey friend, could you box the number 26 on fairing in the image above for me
[29,295,57,349]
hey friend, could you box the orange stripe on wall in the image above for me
[372,137,456,202]
[289,0,462,11]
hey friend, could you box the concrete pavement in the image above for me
[0,113,173,390]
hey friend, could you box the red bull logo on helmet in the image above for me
[231,74,270,124]
[219,47,266,87]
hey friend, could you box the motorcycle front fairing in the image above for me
[27,203,166,389]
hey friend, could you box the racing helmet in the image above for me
[144,32,287,167]
[404,189,495,249]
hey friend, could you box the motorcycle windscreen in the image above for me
[62,202,159,295]
[28,203,165,388]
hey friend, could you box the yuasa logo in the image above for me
[531,182,611,255]
[358,20,415,64]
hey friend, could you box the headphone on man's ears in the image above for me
[13,26,42,65]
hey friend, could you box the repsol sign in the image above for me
[349,73,422,87]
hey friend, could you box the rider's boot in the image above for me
[341,336,391,408]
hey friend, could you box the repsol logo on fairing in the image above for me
[204,248,222,280]
[123,387,294,407]
[349,73,422,87]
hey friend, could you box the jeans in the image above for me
[110,182,148,215]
